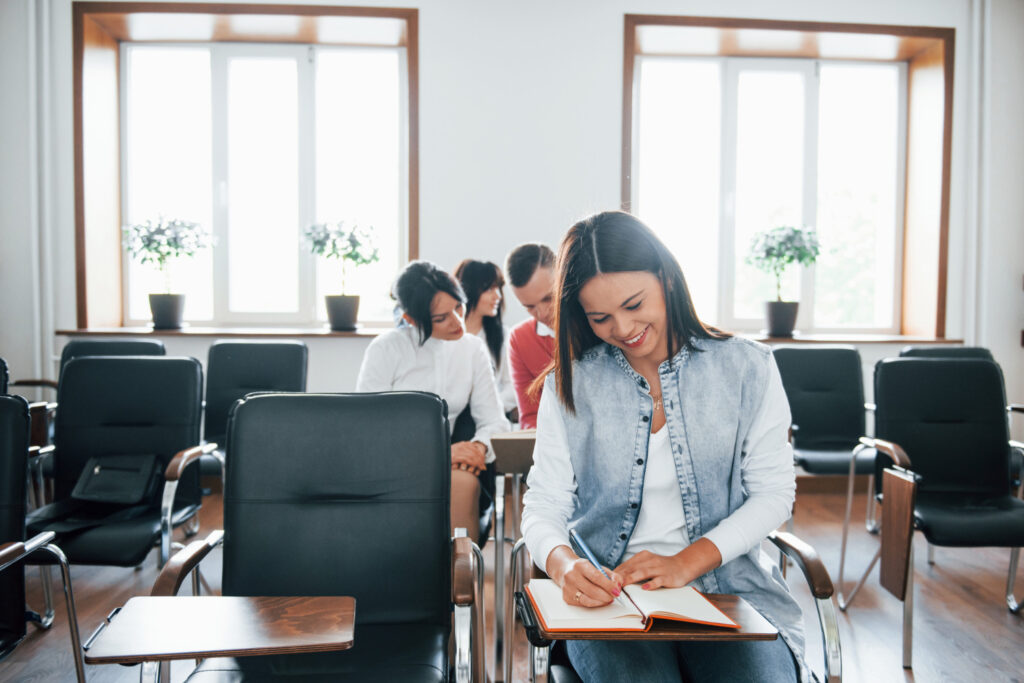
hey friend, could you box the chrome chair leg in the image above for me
[530,642,550,683]
[32,564,55,629]
[903,543,915,669]
[507,540,527,683]
[865,473,879,533]
[494,473,506,681]
[1008,547,1021,613]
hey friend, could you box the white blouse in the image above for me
[474,327,517,414]
[356,325,511,461]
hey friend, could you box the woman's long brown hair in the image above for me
[533,211,730,413]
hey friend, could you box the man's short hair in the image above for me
[505,243,555,288]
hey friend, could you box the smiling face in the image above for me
[577,270,669,369]
[478,286,502,318]
[511,266,556,329]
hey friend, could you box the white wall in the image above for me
[2,0,1022,421]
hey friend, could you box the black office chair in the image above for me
[0,357,8,394]
[150,391,486,682]
[199,341,308,480]
[0,393,86,679]
[509,532,843,683]
[898,345,993,360]
[26,356,211,571]
[10,338,166,392]
[773,346,877,536]
[837,358,1024,620]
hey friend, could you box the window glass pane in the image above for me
[636,58,721,325]
[815,64,899,328]
[124,47,213,320]
[315,48,401,322]
[227,55,300,313]
[733,70,804,318]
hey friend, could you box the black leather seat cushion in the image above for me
[184,623,447,682]
[794,446,875,476]
[915,493,1024,547]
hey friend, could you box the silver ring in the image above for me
[574,590,582,603]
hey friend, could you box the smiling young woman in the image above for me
[521,211,807,683]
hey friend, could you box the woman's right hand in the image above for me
[546,545,623,608]
[450,441,486,476]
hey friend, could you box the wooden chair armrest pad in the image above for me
[12,379,58,390]
[859,436,911,468]
[165,443,219,481]
[151,530,224,596]
[768,531,834,599]
[452,536,475,606]
[0,542,27,569]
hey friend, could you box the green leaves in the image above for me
[746,225,820,301]
[123,217,212,272]
[303,221,381,294]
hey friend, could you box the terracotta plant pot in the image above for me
[765,301,799,338]
[149,293,185,330]
[325,295,360,331]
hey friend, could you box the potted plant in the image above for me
[746,225,820,338]
[123,217,212,329]
[304,221,380,331]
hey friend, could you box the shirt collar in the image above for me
[536,320,555,338]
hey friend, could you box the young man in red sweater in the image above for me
[505,243,557,429]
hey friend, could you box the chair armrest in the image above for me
[0,531,57,572]
[165,443,219,481]
[12,378,58,390]
[1008,404,1024,414]
[453,536,475,606]
[859,436,911,468]
[28,401,57,448]
[151,530,224,596]
[767,531,834,600]
[28,444,55,459]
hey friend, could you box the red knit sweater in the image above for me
[508,318,555,429]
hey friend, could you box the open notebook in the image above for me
[525,579,739,632]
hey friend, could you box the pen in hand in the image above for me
[568,529,633,612]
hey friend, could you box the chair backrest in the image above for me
[874,358,1010,496]
[899,345,993,360]
[0,395,30,645]
[59,339,166,372]
[222,392,451,628]
[203,341,308,445]
[0,357,8,394]
[54,357,202,505]
[772,345,865,449]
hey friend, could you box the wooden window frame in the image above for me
[72,2,419,328]
[622,15,955,338]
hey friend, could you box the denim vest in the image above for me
[558,337,808,680]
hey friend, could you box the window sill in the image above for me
[56,326,385,339]
[740,332,964,345]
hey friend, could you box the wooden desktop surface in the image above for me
[84,596,355,664]
[533,593,778,642]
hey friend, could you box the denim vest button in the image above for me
[636,458,643,465]
[619,533,627,540]
[641,415,649,422]
[630,503,638,509]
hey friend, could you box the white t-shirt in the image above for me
[623,425,690,561]
[355,325,510,461]
[474,327,517,414]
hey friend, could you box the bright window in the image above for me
[634,57,905,333]
[121,43,407,325]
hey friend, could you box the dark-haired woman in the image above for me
[521,212,806,682]
[454,259,517,416]
[357,260,510,541]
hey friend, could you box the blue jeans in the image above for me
[565,636,798,683]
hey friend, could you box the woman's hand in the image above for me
[614,538,723,590]
[546,545,624,608]
[451,441,486,476]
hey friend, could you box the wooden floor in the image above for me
[2,488,1022,682]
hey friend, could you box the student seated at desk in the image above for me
[505,243,558,429]
[454,259,518,418]
[357,260,510,541]
[521,212,807,683]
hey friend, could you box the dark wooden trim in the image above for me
[72,2,419,324]
[73,4,87,328]
[407,9,420,259]
[621,15,637,211]
[935,32,955,339]
[623,14,956,40]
